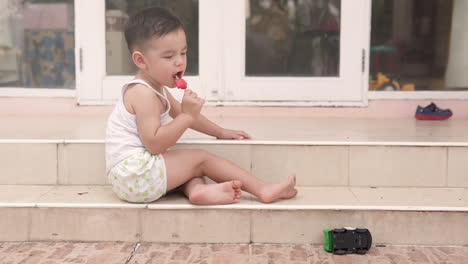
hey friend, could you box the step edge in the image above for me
[1,139,468,147]
[1,203,467,212]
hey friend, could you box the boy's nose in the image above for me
[175,57,184,67]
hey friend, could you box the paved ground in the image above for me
[0,242,467,264]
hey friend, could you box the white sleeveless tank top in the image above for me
[105,79,172,173]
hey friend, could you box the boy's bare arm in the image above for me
[129,86,194,154]
[166,89,251,140]
[166,89,226,138]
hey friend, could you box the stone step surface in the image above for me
[1,141,467,188]
[1,116,467,187]
[1,185,467,245]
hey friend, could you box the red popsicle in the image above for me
[175,78,187,89]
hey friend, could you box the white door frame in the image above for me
[75,0,105,104]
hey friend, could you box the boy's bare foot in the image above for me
[259,174,297,203]
[188,180,242,205]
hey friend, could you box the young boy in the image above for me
[105,7,297,205]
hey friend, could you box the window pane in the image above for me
[105,0,199,76]
[246,0,341,77]
[370,0,468,91]
[0,0,75,89]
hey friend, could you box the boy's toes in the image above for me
[288,188,298,198]
[232,180,242,190]
[288,174,297,186]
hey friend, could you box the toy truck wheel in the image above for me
[356,249,368,254]
[334,228,346,233]
[356,228,368,233]
[335,250,346,255]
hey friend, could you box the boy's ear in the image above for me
[132,51,147,70]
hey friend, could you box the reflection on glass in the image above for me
[0,0,75,89]
[246,0,341,77]
[370,0,468,91]
[105,0,199,76]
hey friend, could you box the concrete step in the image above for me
[0,116,468,187]
[1,116,468,187]
[1,185,467,245]
[1,140,467,188]
[2,114,467,245]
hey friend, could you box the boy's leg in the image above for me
[162,149,297,203]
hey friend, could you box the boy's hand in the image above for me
[181,89,204,118]
[217,129,251,140]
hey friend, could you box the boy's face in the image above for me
[140,28,187,89]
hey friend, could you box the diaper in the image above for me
[108,151,167,203]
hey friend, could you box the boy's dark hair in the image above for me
[124,7,184,52]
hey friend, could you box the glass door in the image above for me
[369,0,468,99]
[77,0,370,105]
[77,0,218,104]
[103,0,203,102]
[0,0,76,97]
[222,0,370,105]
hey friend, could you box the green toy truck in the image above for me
[324,227,372,255]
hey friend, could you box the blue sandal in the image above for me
[415,102,453,120]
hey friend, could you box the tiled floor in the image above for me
[0,242,467,264]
